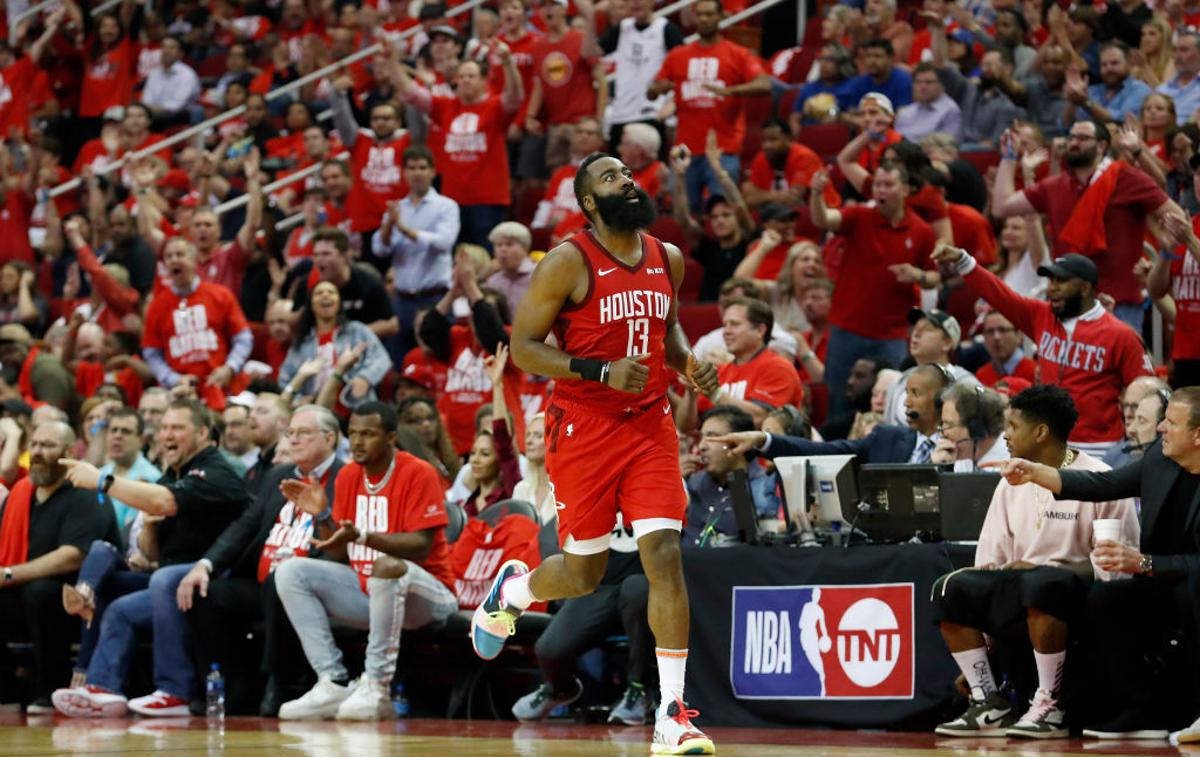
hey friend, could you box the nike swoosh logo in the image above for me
[598,267,617,276]
[981,713,1009,725]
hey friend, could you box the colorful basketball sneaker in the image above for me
[469,559,529,660]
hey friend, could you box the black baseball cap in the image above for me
[907,307,962,344]
[760,203,799,223]
[1037,253,1098,286]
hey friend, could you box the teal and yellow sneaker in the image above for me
[469,559,529,660]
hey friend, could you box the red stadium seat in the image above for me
[248,321,270,363]
[680,256,704,302]
[677,302,721,341]
[796,123,850,161]
[530,226,552,252]
[961,150,1001,175]
[195,55,227,81]
[649,216,689,253]
[777,89,799,121]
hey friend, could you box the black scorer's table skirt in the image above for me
[681,542,975,728]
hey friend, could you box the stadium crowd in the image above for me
[3,0,1200,744]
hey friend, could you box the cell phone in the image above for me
[227,138,254,160]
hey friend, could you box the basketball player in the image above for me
[469,152,720,755]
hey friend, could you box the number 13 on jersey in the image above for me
[626,317,649,356]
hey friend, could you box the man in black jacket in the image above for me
[990,386,1200,741]
[176,404,343,715]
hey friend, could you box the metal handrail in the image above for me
[211,150,349,215]
[47,0,489,199]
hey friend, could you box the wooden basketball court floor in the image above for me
[0,715,1193,756]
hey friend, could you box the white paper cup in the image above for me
[1093,518,1123,546]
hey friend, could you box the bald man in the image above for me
[0,422,120,712]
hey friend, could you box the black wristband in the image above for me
[570,357,608,384]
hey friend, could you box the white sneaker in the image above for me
[1172,713,1200,745]
[651,698,715,755]
[1006,688,1068,739]
[278,676,352,720]
[128,690,190,717]
[51,685,128,718]
[335,675,394,721]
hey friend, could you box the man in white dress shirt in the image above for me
[140,36,201,126]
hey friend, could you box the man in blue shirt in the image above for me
[1065,42,1151,124]
[1157,31,1200,125]
[98,407,161,549]
[371,145,461,359]
[840,38,913,113]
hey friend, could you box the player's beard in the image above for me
[593,186,657,232]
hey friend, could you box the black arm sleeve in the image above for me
[598,25,620,55]
[419,308,453,364]
[762,434,871,460]
[472,299,510,354]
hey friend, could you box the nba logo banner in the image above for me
[730,583,914,700]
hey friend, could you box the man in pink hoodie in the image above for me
[931,385,1138,740]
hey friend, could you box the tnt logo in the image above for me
[730,584,914,700]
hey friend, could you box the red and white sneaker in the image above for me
[128,690,190,717]
[51,685,128,718]
[651,698,715,755]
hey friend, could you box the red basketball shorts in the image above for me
[544,398,687,555]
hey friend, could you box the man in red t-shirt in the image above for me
[649,0,770,211]
[810,164,938,420]
[1148,212,1200,388]
[140,238,254,410]
[742,118,835,209]
[274,402,457,721]
[398,40,525,248]
[975,310,1039,387]
[135,151,263,295]
[692,297,803,428]
[523,0,605,175]
[991,121,1187,331]
[330,74,411,238]
[532,116,606,234]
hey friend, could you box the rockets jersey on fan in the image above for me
[345,129,411,232]
[450,515,545,610]
[1172,223,1200,360]
[331,451,454,592]
[438,326,493,455]
[551,229,674,415]
[256,500,316,582]
[141,280,249,377]
[963,263,1152,443]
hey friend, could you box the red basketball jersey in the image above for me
[551,230,674,415]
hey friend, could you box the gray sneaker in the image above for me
[511,678,582,722]
[608,684,652,725]
[935,689,1017,738]
[1006,688,1068,739]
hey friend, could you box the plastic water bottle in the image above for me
[206,664,225,723]
[391,682,410,717]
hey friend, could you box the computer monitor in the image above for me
[772,456,809,530]
[937,471,1001,542]
[857,464,942,541]
[728,469,760,545]
[807,455,860,526]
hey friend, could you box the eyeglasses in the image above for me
[937,421,965,434]
[1066,133,1097,142]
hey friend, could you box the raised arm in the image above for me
[235,149,263,253]
[703,130,755,235]
[496,41,524,113]
[992,129,1037,218]
[835,132,873,194]
[809,171,842,231]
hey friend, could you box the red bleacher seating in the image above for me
[677,302,721,341]
[680,256,704,302]
[796,123,851,162]
[961,150,1001,176]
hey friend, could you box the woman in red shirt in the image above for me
[79,12,138,125]
[457,344,522,517]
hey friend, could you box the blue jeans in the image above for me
[824,325,908,421]
[459,204,508,252]
[86,563,196,698]
[684,153,741,214]
[75,541,150,674]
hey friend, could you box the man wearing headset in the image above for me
[931,383,1010,471]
